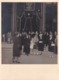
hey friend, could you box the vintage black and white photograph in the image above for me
[2,2,57,64]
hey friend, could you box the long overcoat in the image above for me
[13,36,22,57]
[24,37,30,55]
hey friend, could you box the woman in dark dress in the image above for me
[38,32,44,55]
[13,33,22,63]
[24,34,30,56]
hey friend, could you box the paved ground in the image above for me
[2,42,57,64]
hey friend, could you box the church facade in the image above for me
[2,3,57,36]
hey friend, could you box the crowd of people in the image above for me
[2,32,12,43]
[12,31,57,63]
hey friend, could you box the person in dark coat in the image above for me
[24,34,30,56]
[46,32,49,46]
[53,31,57,42]
[43,32,47,47]
[54,35,57,54]
[19,33,22,51]
[38,32,44,55]
[52,31,57,54]
[21,32,26,46]
[13,33,22,63]
[21,32,26,53]
[48,32,54,52]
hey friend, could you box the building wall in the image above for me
[2,3,57,34]
[2,3,12,34]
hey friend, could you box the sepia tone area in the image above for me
[2,3,57,64]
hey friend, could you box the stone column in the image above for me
[40,3,46,33]
[42,3,46,32]
[11,3,17,36]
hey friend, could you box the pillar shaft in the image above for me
[42,3,46,32]
[40,3,46,33]
[11,3,17,36]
